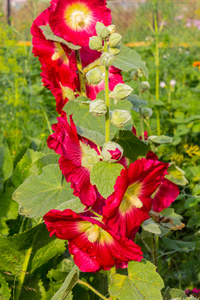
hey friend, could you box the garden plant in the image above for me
[0,0,200,299]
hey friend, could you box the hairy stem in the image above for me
[104,41,110,143]
[75,50,86,96]
[78,280,108,300]
[139,106,144,141]
[154,2,161,136]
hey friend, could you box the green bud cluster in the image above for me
[86,68,102,85]
[111,109,131,128]
[96,22,110,40]
[89,99,107,117]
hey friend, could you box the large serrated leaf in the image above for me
[113,44,148,78]
[109,259,164,300]
[90,161,124,198]
[12,164,84,218]
[39,25,81,50]
[51,265,79,300]
[113,130,150,161]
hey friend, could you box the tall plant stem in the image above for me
[78,280,108,300]
[75,50,86,96]
[15,225,41,300]
[137,78,144,140]
[154,1,161,136]
[104,41,110,143]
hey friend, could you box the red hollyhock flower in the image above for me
[44,209,143,272]
[48,0,111,46]
[41,67,79,114]
[146,152,179,213]
[47,111,100,206]
[31,8,78,85]
[103,158,169,237]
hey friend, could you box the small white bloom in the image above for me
[160,81,166,88]
[170,79,176,87]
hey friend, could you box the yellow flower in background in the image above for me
[170,153,184,165]
[183,144,200,157]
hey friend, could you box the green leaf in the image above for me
[0,223,65,276]
[39,25,81,50]
[12,149,45,188]
[90,161,124,198]
[109,259,164,300]
[193,184,200,195]
[163,287,187,300]
[0,273,10,300]
[0,142,13,189]
[12,164,84,218]
[184,196,198,209]
[113,44,148,79]
[162,238,195,253]
[113,130,150,161]
[127,94,148,113]
[76,126,105,147]
[148,135,172,144]
[52,265,79,300]
[165,163,188,186]
[142,219,161,235]
[159,208,182,226]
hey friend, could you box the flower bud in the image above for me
[107,24,115,34]
[111,110,132,128]
[89,99,107,117]
[60,84,75,100]
[100,52,115,67]
[102,141,123,163]
[141,107,153,119]
[89,36,103,50]
[140,81,150,92]
[109,45,121,55]
[86,68,102,85]
[96,22,110,39]
[109,33,122,47]
[112,84,133,100]
[131,69,143,81]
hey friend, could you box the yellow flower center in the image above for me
[64,3,92,30]
[119,182,143,214]
[51,42,69,65]
[80,141,100,171]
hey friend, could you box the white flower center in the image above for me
[80,141,100,170]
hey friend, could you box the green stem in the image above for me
[168,90,171,104]
[104,41,110,143]
[154,2,161,136]
[139,106,144,141]
[152,234,158,272]
[75,50,86,96]
[15,225,40,300]
[78,280,108,300]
